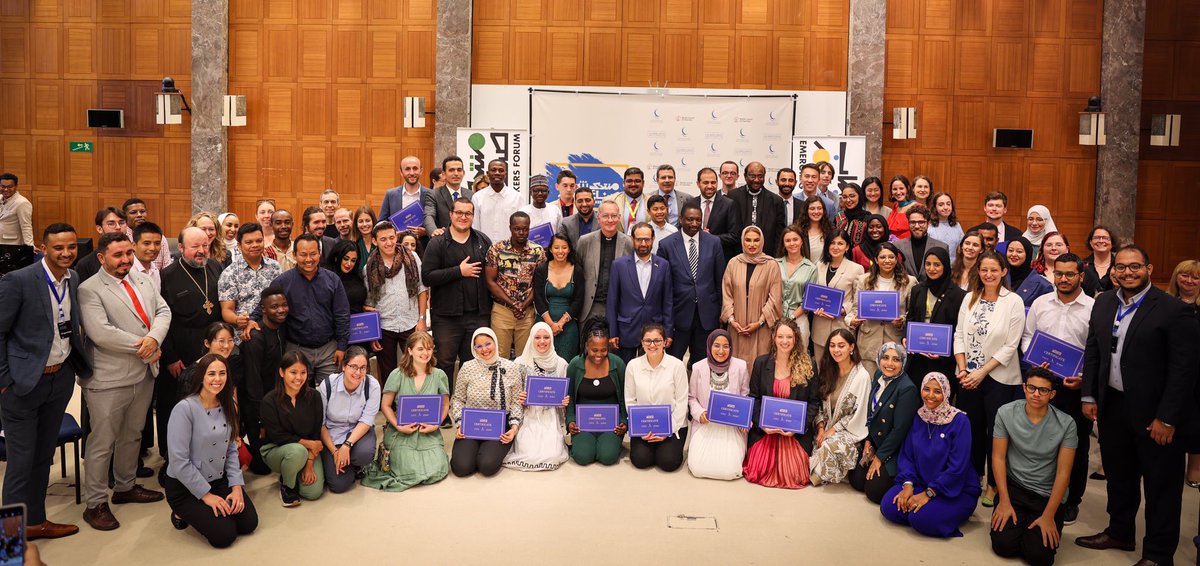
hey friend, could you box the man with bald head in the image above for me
[728,161,786,257]
[576,201,633,340]
[379,156,431,243]
[155,226,223,465]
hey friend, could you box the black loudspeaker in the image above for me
[73,238,93,268]
[0,245,35,275]
[993,129,1034,149]
[86,109,124,128]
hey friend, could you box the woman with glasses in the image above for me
[1082,225,1117,294]
[1022,205,1058,262]
[316,346,379,493]
[687,329,750,480]
[565,328,628,466]
[625,323,689,472]
[450,328,525,477]
[834,183,870,247]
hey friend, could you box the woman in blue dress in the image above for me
[880,371,980,537]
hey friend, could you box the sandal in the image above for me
[171,513,187,530]
[981,493,995,507]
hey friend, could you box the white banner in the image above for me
[791,136,867,190]
[456,128,529,199]
[530,91,795,201]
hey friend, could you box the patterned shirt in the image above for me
[966,299,996,371]
[218,255,282,316]
[485,240,545,305]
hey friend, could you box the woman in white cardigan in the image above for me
[952,250,1026,507]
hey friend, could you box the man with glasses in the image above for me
[421,198,493,393]
[577,201,633,343]
[893,205,947,279]
[76,208,128,282]
[603,167,648,233]
[1021,252,1093,525]
[1076,244,1200,566]
[718,161,739,196]
[607,223,672,362]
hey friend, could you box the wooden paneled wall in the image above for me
[881,0,1102,249]
[471,0,849,90]
[0,0,194,239]
[226,0,438,224]
[1137,0,1200,283]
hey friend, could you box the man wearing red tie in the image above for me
[78,232,172,531]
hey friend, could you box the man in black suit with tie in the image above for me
[1076,244,1199,566]
[685,168,741,262]
[728,161,786,258]
[0,223,92,540]
[983,191,1021,243]
[777,168,804,227]
[425,156,474,238]
[658,202,725,369]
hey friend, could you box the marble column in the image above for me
[1094,0,1145,239]
[190,0,229,215]
[435,0,472,160]
[847,0,886,177]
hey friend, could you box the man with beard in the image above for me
[728,161,785,256]
[558,186,597,249]
[379,155,431,245]
[607,222,672,362]
[604,168,648,233]
[893,206,948,279]
[777,168,802,226]
[684,168,741,262]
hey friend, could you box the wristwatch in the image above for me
[344,440,355,449]
[924,487,936,499]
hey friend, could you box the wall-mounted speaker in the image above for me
[86,109,124,128]
[993,128,1033,149]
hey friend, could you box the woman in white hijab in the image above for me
[1021,205,1057,261]
[504,322,570,471]
[450,327,525,477]
[218,212,242,263]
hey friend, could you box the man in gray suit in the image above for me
[0,223,91,540]
[892,205,948,279]
[425,155,474,238]
[576,201,633,340]
[78,232,171,531]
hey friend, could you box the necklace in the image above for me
[181,261,214,314]
[709,370,730,391]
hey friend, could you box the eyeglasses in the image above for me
[473,342,493,351]
[908,219,928,226]
[345,364,368,373]
[1023,383,1053,396]
[1113,263,1145,273]
[1090,236,1111,242]
[451,210,474,217]
[641,338,664,345]
[1052,271,1080,279]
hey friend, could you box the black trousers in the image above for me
[0,366,75,525]
[630,428,687,472]
[450,438,511,477]
[432,311,489,391]
[1049,389,1090,509]
[957,377,1019,487]
[377,328,414,387]
[990,480,1065,566]
[154,367,179,459]
[1098,388,1185,565]
[164,475,258,548]
[666,306,712,370]
[849,462,895,504]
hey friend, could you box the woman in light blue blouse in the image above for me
[778,225,819,348]
[165,353,258,548]
[317,346,381,493]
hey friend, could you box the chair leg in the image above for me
[73,440,81,505]
[59,444,66,478]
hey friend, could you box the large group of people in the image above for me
[0,156,1197,566]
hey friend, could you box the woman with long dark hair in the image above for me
[325,239,366,313]
[810,329,872,485]
[798,195,834,264]
[261,351,325,506]
[813,231,865,365]
[533,233,584,360]
[886,175,914,240]
[846,242,916,375]
[352,206,377,274]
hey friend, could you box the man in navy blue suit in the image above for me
[607,222,673,363]
[658,202,725,369]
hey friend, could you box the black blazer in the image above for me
[904,283,966,386]
[728,186,787,258]
[1082,254,1115,295]
[1082,286,1200,432]
[532,261,584,323]
[0,262,93,394]
[865,376,921,476]
[747,354,821,453]
[684,194,743,261]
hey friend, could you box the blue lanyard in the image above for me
[43,270,67,320]
[1115,293,1145,324]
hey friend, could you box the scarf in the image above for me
[470,327,508,406]
[858,214,891,262]
[734,226,774,265]
[1022,205,1058,246]
[516,322,566,376]
[705,329,732,373]
[1007,236,1035,288]
[868,342,908,426]
[922,247,954,298]
[841,185,868,221]
[917,372,963,426]
[365,245,419,300]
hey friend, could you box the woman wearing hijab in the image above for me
[881,372,980,538]
[721,226,783,367]
[851,215,891,270]
[1005,236,1053,308]
[904,248,966,392]
[810,329,872,485]
[834,183,870,247]
[503,322,570,471]
[324,239,366,313]
[450,328,526,477]
[846,242,916,375]
[849,343,921,503]
[1021,205,1058,261]
[744,319,821,488]
[686,330,750,480]
[218,213,241,264]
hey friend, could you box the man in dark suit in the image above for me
[983,191,1021,243]
[424,155,474,238]
[378,155,431,244]
[684,167,742,262]
[300,206,339,263]
[777,168,804,226]
[607,223,672,362]
[0,223,92,540]
[75,207,128,282]
[728,161,786,258]
[558,187,597,249]
[1075,244,1200,566]
[658,202,725,369]
[893,205,948,278]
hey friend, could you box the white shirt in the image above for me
[472,186,523,244]
[650,222,677,254]
[401,186,423,210]
[133,260,161,294]
[42,259,72,366]
[635,255,653,297]
[365,252,427,333]
[624,354,689,434]
[518,203,563,234]
[1022,291,1095,353]
[102,268,148,323]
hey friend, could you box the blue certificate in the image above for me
[1023,331,1085,379]
[576,404,618,433]
[802,283,845,314]
[348,312,382,344]
[388,200,424,230]
[525,376,569,407]
[627,404,672,438]
[857,290,901,321]
[460,408,507,440]
[397,395,443,425]
[706,391,754,429]
[528,222,555,248]
[759,397,808,435]
[906,322,954,356]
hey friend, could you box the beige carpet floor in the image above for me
[17,387,1200,566]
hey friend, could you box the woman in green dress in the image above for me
[361,330,450,492]
[533,234,584,359]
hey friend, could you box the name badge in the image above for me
[57,320,73,339]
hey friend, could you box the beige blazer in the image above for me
[811,259,865,353]
[79,269,172,390]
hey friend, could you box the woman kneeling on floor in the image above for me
[261,351,326,506]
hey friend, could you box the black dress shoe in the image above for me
[1074,532,1136,551]
[1089,471,1106,480]
[136,465,154,478]
[170,513,187,530]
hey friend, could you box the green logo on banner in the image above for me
[468,133,485,151]
[69,141,93,153]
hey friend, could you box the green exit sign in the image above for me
[69,141,93,153]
